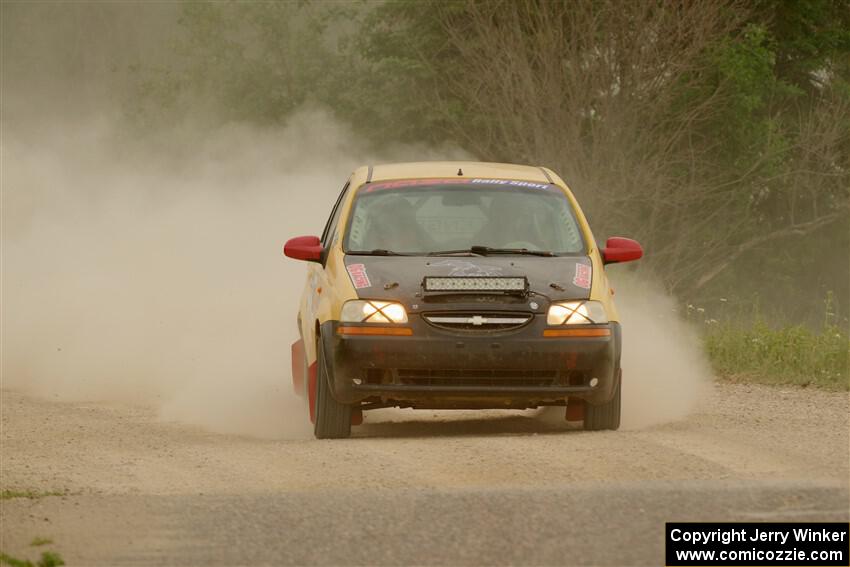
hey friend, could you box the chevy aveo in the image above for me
[284,162,642,438]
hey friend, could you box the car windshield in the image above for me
[344,179,585,255]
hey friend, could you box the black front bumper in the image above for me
[319,316,621,409]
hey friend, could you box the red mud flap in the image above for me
[293,338,319,425]
[565,368,622,421]
[297,339,362,427]
[307,361,317,424]
[565,399,584,421]
[306,365,361,426]
[291,339,305,396]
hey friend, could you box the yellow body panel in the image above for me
[297,161,620,365]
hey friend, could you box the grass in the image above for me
[705,322,849,390]
[0,490,67,501]
[688,292,849,390]
[28,540,51,549]
[0,499,66,566]
[0,551,64,567]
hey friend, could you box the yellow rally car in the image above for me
[284,162,642,438]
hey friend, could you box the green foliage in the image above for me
[0,553,30,567]
[715,24,779,113]
[125,0,850,326]
[36,553,63,567]
[349,1,849,325]
[130,2,355,128]
[345,1,465,146]
[0,490,67,500]
[0,552,64,567]
[705,319,849,390]
[27,540,51,549]
[753,0,850,91]
[708,24,791,169]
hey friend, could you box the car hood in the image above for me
[342,255,593,308]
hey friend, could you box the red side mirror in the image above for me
[602,237,643,264]
[284,235,323,262]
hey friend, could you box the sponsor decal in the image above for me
[470,178,550,189]
[346,263,372,289]
[429,259,503,277]
[365,178,471,192]
[365,178,553,192]
[573,263,592,289]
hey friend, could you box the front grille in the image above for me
[396,368,560,387]
[423,311,532,332]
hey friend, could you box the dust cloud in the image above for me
[1,110,450,439]
[2,115,708,439]
[615,277,712,429]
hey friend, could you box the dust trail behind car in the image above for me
[1,112,708,437]
[616,280,711,428]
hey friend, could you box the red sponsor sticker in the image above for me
[573,263,592,289]
[364,178,473,192]
[346,263,372,289]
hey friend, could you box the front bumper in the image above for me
[319,316,621,409]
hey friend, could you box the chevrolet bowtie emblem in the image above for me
[470,316,486,326]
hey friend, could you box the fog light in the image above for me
[589,377,599,387]
[352,378,363,385]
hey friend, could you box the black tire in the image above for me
[584,369,621,431]
[314,338,352,439]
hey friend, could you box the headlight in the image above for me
[340,300,408,324]
[546,300,608,325]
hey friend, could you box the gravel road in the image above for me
[1,383,848,565]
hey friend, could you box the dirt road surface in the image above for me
[1,383,848,565]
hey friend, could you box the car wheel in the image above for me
[584,369,621,431]
[314,337,352,439]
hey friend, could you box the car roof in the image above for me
[350,161,560,188]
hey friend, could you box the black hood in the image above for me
[343,255,592,311]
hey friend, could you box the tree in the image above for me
[129,2,355,127]
[355,0,849,321]
[126,0,850,323]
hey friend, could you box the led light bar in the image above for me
[423,276,528,292]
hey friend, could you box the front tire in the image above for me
[314,338,352,439]
[584,369,621,431]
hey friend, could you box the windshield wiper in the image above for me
[426,249,485,256]
[469,245,555,257]
[353,247,555,257]
[348,249,415,256]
